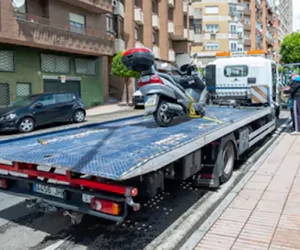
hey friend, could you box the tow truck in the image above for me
[0,50,281,224]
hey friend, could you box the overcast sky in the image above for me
[293,0,300,31]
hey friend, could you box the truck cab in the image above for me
[205,50,280,117]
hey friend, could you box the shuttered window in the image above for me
[0,83,10,106]
[41,54,70,74]
[0,51,14,72]
[16,82,31,97]
[75,58,97,75]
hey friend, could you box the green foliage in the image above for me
[198,67,205,76]
[111,52,140,80]
[279,32,300,64]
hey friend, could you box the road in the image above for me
[0,110,291,250]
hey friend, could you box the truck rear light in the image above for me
[0,179,7,189]
[90,198,121,216]
[138,75,164,88]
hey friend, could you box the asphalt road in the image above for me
[0,110,291,250]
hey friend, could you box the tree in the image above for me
[111,52,140,105]
[279,32,300,64]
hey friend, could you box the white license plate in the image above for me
[33,184,65,199]
[145,95,157,107]
[140,75,150,82]
[82,194,94,203]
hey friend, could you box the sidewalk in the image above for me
[86,103,134,117]
[187,131,300,250]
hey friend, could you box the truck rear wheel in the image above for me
[219,141,235,183]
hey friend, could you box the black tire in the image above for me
[18,117,35,133]
[153,101,173,127]
[219,141,235,184]
[73,109,86,123]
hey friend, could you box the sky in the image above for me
[293,0,300,31]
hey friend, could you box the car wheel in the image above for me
[73,109,85,123]
[18,117,35,133]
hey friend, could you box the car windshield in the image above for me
[8,95,39,108]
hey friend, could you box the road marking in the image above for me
[41,236,72,250]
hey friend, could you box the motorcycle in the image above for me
[121,48,207,127]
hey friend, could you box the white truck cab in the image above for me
[205,50,280,116]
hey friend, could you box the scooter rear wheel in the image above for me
[154,101,173,127]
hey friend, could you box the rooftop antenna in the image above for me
[12,0,25,8]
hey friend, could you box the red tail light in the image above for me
[138,75,164,88]
[90,197,121,215]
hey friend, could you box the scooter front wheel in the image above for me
[154,101,173,127]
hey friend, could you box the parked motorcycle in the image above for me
[121,48,207,127]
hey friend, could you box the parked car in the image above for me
[0,92,86,133]
[132,90,144,108]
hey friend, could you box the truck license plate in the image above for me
[33,184,65,199]
[145,95,157,107]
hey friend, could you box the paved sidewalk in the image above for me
[191,131,300,250]
[86,103,134,117]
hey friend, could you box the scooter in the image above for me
[122,48,207,127]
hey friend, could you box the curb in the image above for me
[144,117,291,250]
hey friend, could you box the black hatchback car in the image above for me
[0,92,86,133]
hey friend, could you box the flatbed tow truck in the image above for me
[0,51,280,224]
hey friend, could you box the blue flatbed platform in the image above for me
[0,107,271,181]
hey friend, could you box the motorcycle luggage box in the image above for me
[122,48,155,72]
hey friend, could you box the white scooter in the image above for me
[122,48,207,127]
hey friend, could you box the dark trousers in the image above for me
[291,108,295,130]
[293,99,300,132]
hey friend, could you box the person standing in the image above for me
[290,75,300,134]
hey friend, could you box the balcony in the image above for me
[183,1,188,13]
[153,46,160,59]
[184,28,188,39]
[168,0,175,8]
[114,38,125,53]
[169,49,175,62]
[194,34,202,43]
[189,5,194,16]
[152,14,160,29]
[2,11,114,56]
[135,41,144,48]
[194,9,202,18]
[244,39,251,46]
[113,1,124,18]
[189,29,195,41]
[244,24,251,31]
[244,9,251,16]
[60,0,113,14]
[134,7,144,25]
[168,21,175,34]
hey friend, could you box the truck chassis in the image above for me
[0,106,276,223]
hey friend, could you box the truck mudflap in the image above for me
[0,162,140,223]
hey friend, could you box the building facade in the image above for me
[191,0,288,67]
[0,0,118,108]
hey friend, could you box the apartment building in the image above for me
[114,0,195,98]
[0,0,117,108]
[273,0,293,41]
[192,0,283,67]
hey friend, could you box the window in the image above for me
[15,0,26,14]
[229,23,237,34]
[0,83,9,106]
[206,24,219,33]
[41,54,70,74]
[135,26,140,40]
[205,6,219,14]
[224,65,248,77]
[194,19,202,34]
[106,14,115,35]
[0,51,14,72]
[271,63,277,99]
[153,30,159,45]
[55,93,75,104]
[16,83,31,98]
[75,58,97,75]
[229,4,237,14]
[69,13,85,33]
[38,95,55,106]
[230,41,238,51]
[205,42,219,51]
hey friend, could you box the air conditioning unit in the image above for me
[112,0,117,7]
